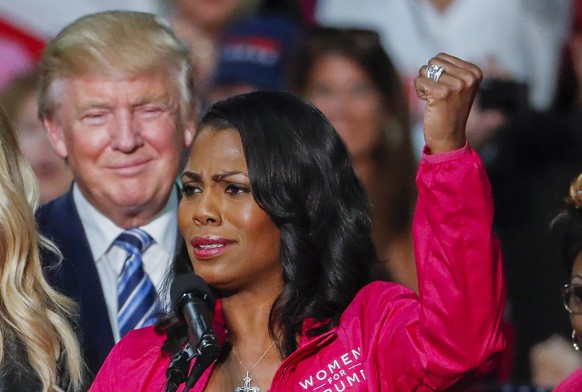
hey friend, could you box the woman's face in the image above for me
[303,53,385,160]
[571,252,582,336]
[16,92,73,203]
[178,128,282,292]
[173,0,240,30]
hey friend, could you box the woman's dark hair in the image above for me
[552,173,582,274]
[159,91,377,357]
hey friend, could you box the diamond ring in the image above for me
[425,63,445,83]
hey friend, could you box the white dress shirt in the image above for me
[73,183,178,342]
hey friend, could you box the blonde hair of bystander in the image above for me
[0,108,84,391]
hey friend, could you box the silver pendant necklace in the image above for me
[232,341,276,392]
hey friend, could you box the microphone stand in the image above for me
[164,332,220,392]
[164,345,195,392]
[184,332,220,391]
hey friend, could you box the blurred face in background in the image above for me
[170,0,243,105]
[302,53,385,160]
[14,91,72,203]
[173,0,241,31]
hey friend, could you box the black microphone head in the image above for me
[171,273,216,313]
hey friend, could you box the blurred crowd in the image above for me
[1,0,581,389]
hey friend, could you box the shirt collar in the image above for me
[73,183,179,260]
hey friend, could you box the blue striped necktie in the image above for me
[115,228,159,338]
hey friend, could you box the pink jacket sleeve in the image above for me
[379,144,506,389]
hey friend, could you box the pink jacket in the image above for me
[554,368,582,391]
[90,145,505,391]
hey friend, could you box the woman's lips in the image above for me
[191,236,234,259]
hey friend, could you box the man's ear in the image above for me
[184,119,195,147]
[43,117,68,159]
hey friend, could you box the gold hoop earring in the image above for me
[572,330,581,352]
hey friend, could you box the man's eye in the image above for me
[82,112,108,125]
[138,105,165,119]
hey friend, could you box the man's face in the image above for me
[44,75,193,227]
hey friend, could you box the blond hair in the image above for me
[567,172,582,208]
[38,10,194,127]
[0,109,84,391]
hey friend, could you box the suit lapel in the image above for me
[37,191,115,378]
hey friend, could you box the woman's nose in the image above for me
[192,191,221,226]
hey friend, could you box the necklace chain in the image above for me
[232,341,276,374]
[231,341,276,392]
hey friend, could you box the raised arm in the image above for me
[370,54,506,389]
[410,53,505,388]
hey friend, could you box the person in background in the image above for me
[0,69,73,203]
[0,108,84,391]
[478,85,582,384]
[90,53,505,391]
[528,3,582,385]
[166,0,258,105]
[314,0,572,157]
[287,26,418,291]
[480,1,582,379]
[35,11,195,380]
[205,13,302,107]
[548,172,582,390]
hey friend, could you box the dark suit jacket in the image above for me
[37,191,114,380]
[37,187,184,380]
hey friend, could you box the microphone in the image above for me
[169,273,220,389]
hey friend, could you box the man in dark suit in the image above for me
[35,11,195,380]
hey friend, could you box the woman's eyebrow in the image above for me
[212,171,248,181]
[181,171,201,181]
